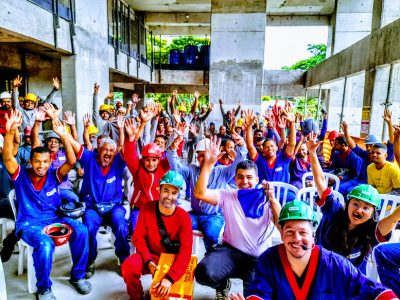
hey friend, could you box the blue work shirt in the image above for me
[166,145,247,215]
[331,149,367,182]
[253,151,292,183]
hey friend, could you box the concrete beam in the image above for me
[211,0,266,14]
[146,83,208,94]
[157,70,207,85]
[145,12,210,26]
[149,25,210,35]
[306,17,400,87]
[262,85,306,97]
[266,15,329,26]
[263,70,305,85]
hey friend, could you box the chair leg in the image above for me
[27,246,37,293]
[17,242,24,276]
[0,222,6,244]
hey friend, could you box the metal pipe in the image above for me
[382,63,394,140]
[339,77,347,130]
[316,84,322,123]
[68,0,75,54]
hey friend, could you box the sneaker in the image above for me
[215,280,231,300]
[69,278,92,295]
[37,289,57,300]
[85,262,95,279]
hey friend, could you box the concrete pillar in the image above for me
[60,0,110,139]
[209,0,266,121]
[332,0,374,54]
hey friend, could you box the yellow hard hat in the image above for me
[99,104,110,112]
[178,105,186,112]
[25,93,37,102]
[88,125,99,136]
[236,118,244,127]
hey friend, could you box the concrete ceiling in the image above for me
[127,0,335,15]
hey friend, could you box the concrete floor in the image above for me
[2,222,243,300]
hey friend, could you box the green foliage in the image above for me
[147,35,210,65]
[282,44,327,71]
[293,97,319,119]
[146,93,209,112]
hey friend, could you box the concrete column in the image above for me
[209,0,266,121]
[332,0,374,54]
[61,0,110,139]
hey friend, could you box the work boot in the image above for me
[69,278,92,295]
[37,289,57,300]
[215,279,231,300]
[1,230,19,262]
[85,262,95,279]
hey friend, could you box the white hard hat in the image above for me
[195,138,210,152]
[0,91,11,99]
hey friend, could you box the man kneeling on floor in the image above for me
[230,200,399,300]
[121,170,193,300]
[2,110,91,300]
[193,137,281,299]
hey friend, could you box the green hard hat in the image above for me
[347,184,381,209]
[278,201,319,227]
[159,170,184,190]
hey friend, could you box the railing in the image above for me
[28,0,74,21]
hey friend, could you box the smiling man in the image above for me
[229,200,398,300]
[121,171,192,300]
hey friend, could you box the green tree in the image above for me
[146,92,209,112]
[282,44,326,71]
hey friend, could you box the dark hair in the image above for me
[335,136,348,146]
[155,135,167,142]
[221,138,234,147]
[30,146,50,160]
[254,129,263,136]
[327,202,378,264]
[255,137,265,143]
[236,160,258,175]
[263,138,276,147]
[373,143,387,151]
[97,134,109,140]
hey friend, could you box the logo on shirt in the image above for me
[58,156,66,161]
[275,167,282,172]
[347,251,361,259]
[107,176,116,184]
[46,188,57,197]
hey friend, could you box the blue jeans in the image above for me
[190,211,224,252]
[18,217,88,293]
[83,204,130,265]
[128,208,140,235]
[374,243,400,296]
[195,243,258,296]
[59,188,79,204]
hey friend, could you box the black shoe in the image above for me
[215,280,231,300]
[37,289,57,300]
[69,278,92,295]
[85,262,95,279]
[1,230,19,262]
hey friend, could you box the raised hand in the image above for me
[261,180,275,200]
[13,75,23,89]
[83,113,92,128]
[394,125,400,138]
[204,136,221,166]
[63,111,76,126]
[116,115,124,129]
[281,107,295,123]
[209,103,214,110]
[140,106,154,123]
[167,97,172,104]
[231,130,245,147]
[277,113,286,129]
[243,109,256,127]
[106,92,114,99]
[5,110,22,132]
[193,91,200,99]
[219,99,223,105]
[94,83,100,95]
[132,93,140,104]
[383,108,392,123]
[172,90,178,97]
[189,123,197,136]
[305,132,323,154]
[52,77,60,90]
[173,122,187,137]
[52,118,68,138]
[42,103,61,120]
[36,108,49,122]
[340,121,348,134]
[124,118,138,137]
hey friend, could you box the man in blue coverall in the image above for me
[2,109,91,300]
[230,200,398,300]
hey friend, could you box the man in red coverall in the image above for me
[121,170,193,300]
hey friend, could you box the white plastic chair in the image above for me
[0,257,7,300]
[0,218,7,244]
[192,230,204,256]
[297,187,344,221]
[302,171,340,191]
[269,182,299,206]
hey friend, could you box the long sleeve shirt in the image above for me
[133,201,192,283]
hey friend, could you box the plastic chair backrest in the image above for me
[302,171,340,191]
[8,189,16,220]
[378,194,400,220]
[269,182,299,206]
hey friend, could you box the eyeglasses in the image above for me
[350,201,374,213]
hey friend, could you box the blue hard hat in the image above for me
[364,135,380,145]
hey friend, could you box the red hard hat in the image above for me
[24,126,32,136]
[142,143,162,158]
[43,223,73,246]
[328,130,340,141]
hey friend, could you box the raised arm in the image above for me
[243,109,258,160]
[394,125,400,164]
[171,90,177,115]
[261,180,282,228]
[43,77,60,104]
[282,108,296,156]
[63,111,78,141]
[292,134,305,160]
[219,99,225,117]
[378,205,400,237]
[199,103,213,122]
[3,110,22,175]
[92,83,100,127]
[82,113,93,150]
[52,117,76,177]
[234,100,241,117]
[190,91,200,115]
[193,137,221,205]
[12,75,23,110]
[383,108,394,144]
[341,121,356,149]
[305,133,327,198]
[116,116,125,151]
